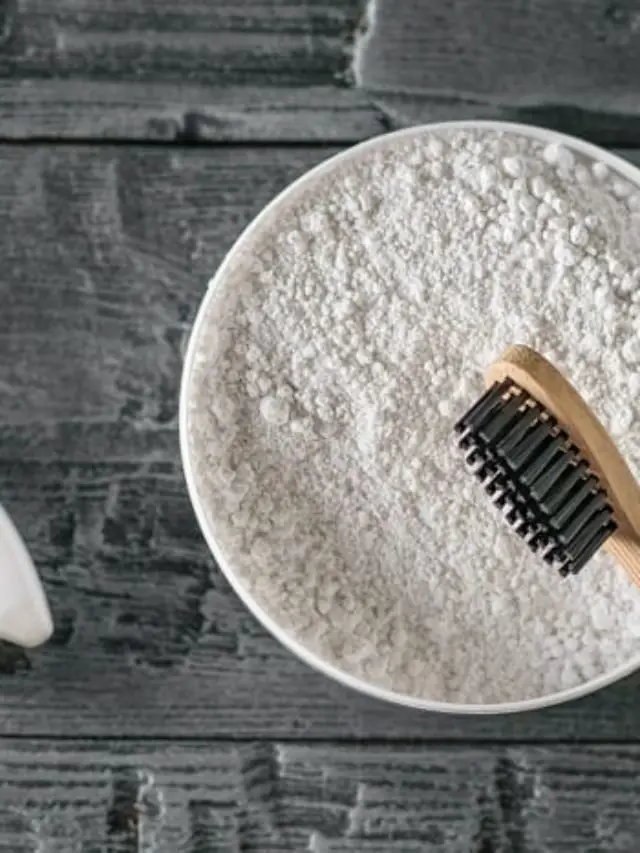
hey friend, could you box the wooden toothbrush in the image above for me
[454,344,640,588]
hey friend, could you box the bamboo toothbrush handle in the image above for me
[486,345,640,588]
[606,537,640,589]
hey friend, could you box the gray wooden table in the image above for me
[1,1,640,850]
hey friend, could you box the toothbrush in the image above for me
[454,345,640,586]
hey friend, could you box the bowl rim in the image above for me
[179,118,640,715]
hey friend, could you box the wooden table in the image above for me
[1,1,640,849]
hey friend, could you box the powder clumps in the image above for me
[187,129,640,705]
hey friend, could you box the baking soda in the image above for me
[187,129,640,704]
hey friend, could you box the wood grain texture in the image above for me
[5,1,640,143]
[355,0,640,145]
[0,0,381,141]
[0,741,638,851]
[2,144,640,740]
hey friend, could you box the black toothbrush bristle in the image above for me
[454,381,617,577]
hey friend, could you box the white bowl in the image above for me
[179,119,640,715]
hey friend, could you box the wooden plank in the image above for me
[2,143,640,740]
[0,81,381,143]
[0,0,380,141]
[354,0,640,145]
[0,741,637,851]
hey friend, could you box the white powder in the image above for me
[187,129,640,705]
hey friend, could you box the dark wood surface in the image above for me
[355,0,640,145]
[2,0,640,849]
[0,741,638,851]
[0,0,378,141]
[2,0,640,143]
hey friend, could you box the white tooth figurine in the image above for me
[0,505,52,648]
